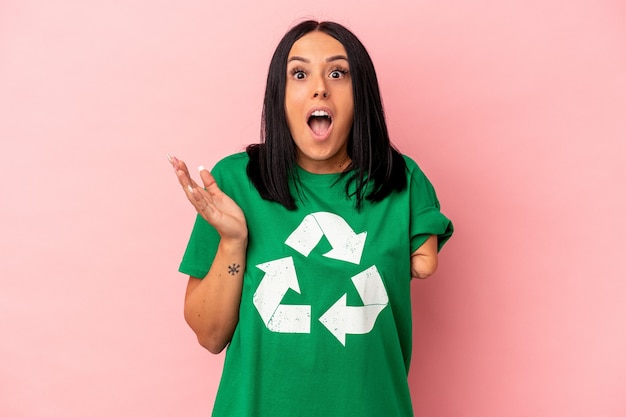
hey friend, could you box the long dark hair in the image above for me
[246,20,407,210]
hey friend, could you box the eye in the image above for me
[290,68,307,80]
[329,68,348,79]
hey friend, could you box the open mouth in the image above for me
[308,110,333,136]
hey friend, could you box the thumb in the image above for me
[197,166,219,193]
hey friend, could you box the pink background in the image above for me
[1,0,625,416]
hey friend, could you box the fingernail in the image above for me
[187,185,193,193]
[167,153,173,163]
[198,165,206,172]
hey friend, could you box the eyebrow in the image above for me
[287,55,349,63]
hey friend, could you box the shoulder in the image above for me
[209,152,250,187]
[400,154,425,178]
[401,155,437,195]
[212,152,249,172]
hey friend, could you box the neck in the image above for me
[297,154,351,174]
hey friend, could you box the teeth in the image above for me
[311,110,330,117]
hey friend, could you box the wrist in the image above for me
[219,236,248,252]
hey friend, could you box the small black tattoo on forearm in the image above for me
[227,263,241,275]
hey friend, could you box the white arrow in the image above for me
[282,214,324,257]
[285,212,367,264]
[351,265,388,305]
[319,266,389,345]
[253,257,311,333]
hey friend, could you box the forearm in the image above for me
[410,235,439,279]
[184,238,247,353]
[411,253,438,279]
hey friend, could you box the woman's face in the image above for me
[285,31,354,174]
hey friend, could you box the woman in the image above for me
[170,20,453,417]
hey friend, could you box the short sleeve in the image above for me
[178,213,220,278]
[407,158,454,253]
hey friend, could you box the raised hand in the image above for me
[169,155,248,243]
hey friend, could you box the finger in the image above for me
[168,154,184,172]
[185,167,212,205]
[173,159,199,193]
[174,158,190,176]
[171,157,218,218]
[192,168,222,215]
[189,181,218,218]
[195,167,218,207]
[197,166,219,194]
[183,176,205,204]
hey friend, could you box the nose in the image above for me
[312,74,329,99]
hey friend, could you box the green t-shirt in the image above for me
[179,152,453,417]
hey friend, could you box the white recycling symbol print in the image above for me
[252,212,389,346]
